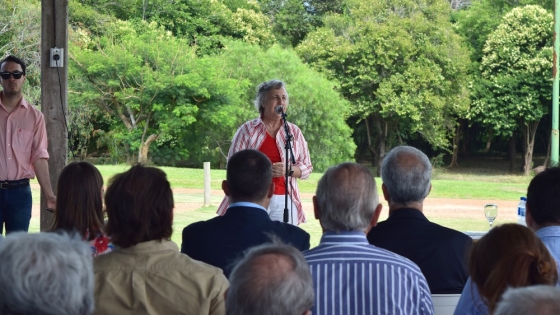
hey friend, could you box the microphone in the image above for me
[275,106,284,114]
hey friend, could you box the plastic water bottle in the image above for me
[517,197,527,226]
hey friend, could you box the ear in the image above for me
[224,288,228,300]
[372,203,383,226]
[428,183,432,196]
[365,203,383,234]
[302,310,311,315]
[267,182,275,198]
[381,183,390,202]
[313,196,320,220]
[222,180,229,196]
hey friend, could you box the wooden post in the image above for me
[204,162,211,206]
[40,0,68,230]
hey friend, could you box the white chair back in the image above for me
[432,294,461,315]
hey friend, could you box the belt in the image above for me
[0,179,30,189]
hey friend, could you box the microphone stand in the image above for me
[280,111,296,224]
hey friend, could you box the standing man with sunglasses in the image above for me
[0,55,56,234]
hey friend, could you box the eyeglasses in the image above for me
[0,71,24,80]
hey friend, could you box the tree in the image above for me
[0,0,42,105]
[452,0,552,167]
[74,0,276,56]
[69,21,214,163]
[256,0,314,47]
[297,0,470,172]
[470,5,552,175]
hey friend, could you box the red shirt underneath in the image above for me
[259,132,286,194]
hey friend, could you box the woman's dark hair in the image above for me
[470,224,558,313]
[104,164,173,248]
[50,162,104,241]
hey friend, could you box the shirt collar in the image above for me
[115,239,178,254]
[320,231,369,245]
[536,226,560,238]
[229,201,267,212]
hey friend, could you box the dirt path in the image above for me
[31,186,519,221]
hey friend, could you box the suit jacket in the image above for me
[367,208,472,294]
[181,205,310,278]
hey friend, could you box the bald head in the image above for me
[381,146,431,205]
[315,163,379,232]
[249,254,293,285]
[227,242,314,315]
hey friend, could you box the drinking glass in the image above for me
[484,203,498,228]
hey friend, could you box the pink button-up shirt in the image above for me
[0,93,49,180]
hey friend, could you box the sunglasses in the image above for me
[0,71,24,80]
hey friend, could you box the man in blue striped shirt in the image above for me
[304,162,434,315]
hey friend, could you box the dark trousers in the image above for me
[0,184,32,234]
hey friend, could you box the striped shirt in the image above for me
[304,232,434,315]
[216,117,312,224]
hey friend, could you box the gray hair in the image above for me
[227,242,314,315]
[0,232,94,315]
[315,162,379,232]
[253,79,289,113]
[494,285,560,315]
[381,146,431,204]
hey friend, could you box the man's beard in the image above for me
[2,85,21,97]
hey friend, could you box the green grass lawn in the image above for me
[28,163,532,247]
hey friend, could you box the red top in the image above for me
[258,132,286,194]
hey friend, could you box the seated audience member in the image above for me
[493,285,560,315]
[468,224,557,314]
[181,149,310,278]
[454,167,560,315]
[305,162,434,315]
[367,146,472,294]
[50,161,113,257]
[94,165,228,315]
[0,232,94,315]
[226,242,314,315]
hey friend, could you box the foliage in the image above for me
[470,5,551,135]
[0,0,42,105]
[256,0,315,47]
[70,21,215,162]
[297,0,471,167]
[468,5,552,174]
[255,0,351,48]
[74,0,276,55]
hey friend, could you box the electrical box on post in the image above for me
[50,48,64,68]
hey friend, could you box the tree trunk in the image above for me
[373,115,388,177]
[138,134,158,164]
[508,133,516,173]
[448,120,463,168]
[124,142,132,164]
[460,123,470,156]
[543,132,551,167]
[482,128,493,154]
[364,117,376,168]
[522,120,540,175]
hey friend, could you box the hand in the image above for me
[46,195,56,213]
[272,162,285,178]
